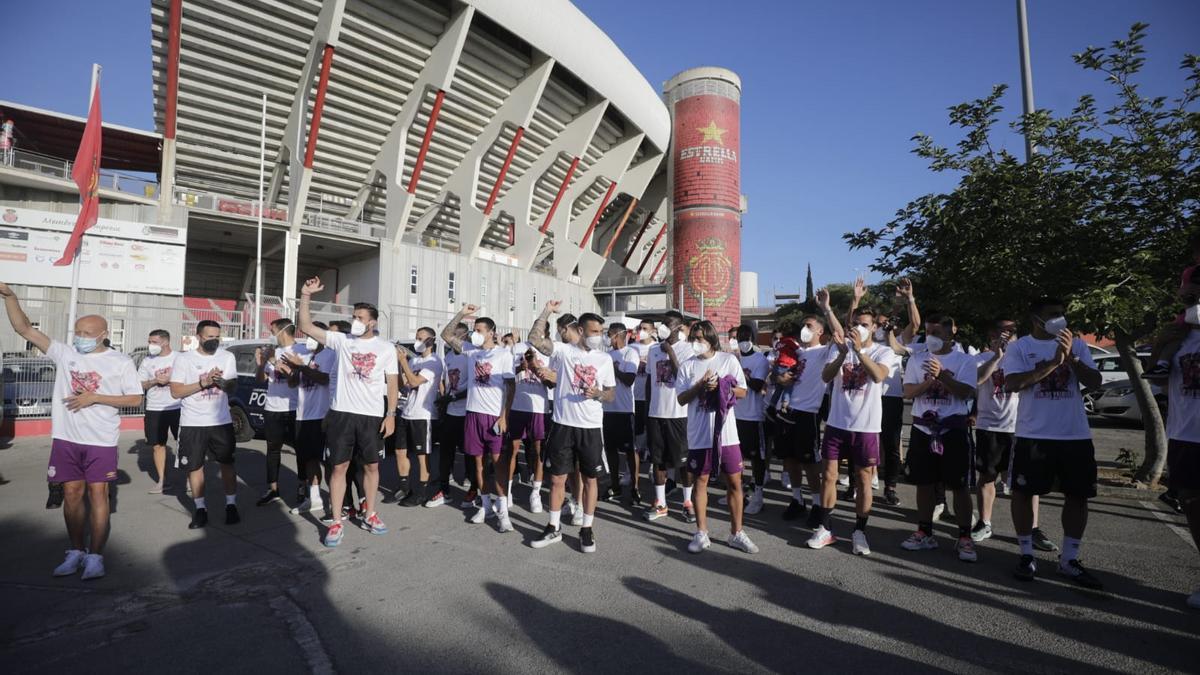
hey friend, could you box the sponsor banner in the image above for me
[0,205,184,244]
[672,94,740,211]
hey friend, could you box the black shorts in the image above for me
[264,410,296,447]
[1168,439,1200,492]
[441,414,465,454]
[647,417,688,469]
[975,429,1015,477]
[634,399,649,436]
[1011,437,1097,498]
[907,427,975,490]
[325,410,384,466]
[144,408,180,446]
[736,419,767,461]
[546,424,605,477]
[603,412,635,454]
[295,419,326,463]
[178,424,236,472]
[398,417,432,455]
[776,409,822,464]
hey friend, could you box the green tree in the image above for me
[844,24,1199,485]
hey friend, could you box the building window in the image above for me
[532,290,537,310]
[410,266,418,295]
[448,271,456,304]
[480,274,488,305]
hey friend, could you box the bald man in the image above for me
[0,283,143,580]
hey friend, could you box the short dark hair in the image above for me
[736,324,754,341]
[330,320,352,332]
[311,320,328,331]
[689,320,720,349]
[664,310,684,327]
[802,314,826,329]
[608,322,627,336]
[149,329,170,340]
[455,321,469,334]
[501,332,514,341]
[196,320,220,334]
[638,319,655,329]
[270,318,295,335]
[1029,297,1064,315]
[578,312,604,330]
[852,308,875,321]
[474,317,496,332]
[353,302,379,320]
[926,314,956,330]
[556,313,578,330]
[417,325,436,338]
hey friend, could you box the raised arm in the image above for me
[397,346,428,387]
[297,277,329,345]
[0,282,51,354]
[815,286,844,340]
[845,275,866,335]
[896,278,920,345]
[976,339,1007,386]
[852,332,889,383]
[441,303,477,355]
[528,300,561,356]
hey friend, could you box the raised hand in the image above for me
[301,277,323,296]
[832,330,849,355]
[1054,329,1073,364]
[896,278,914,299]
[462,303,479,315]
[0,282,13,298]
[815,287,831,312]
[852,276,867,302]
[545,300,562,313]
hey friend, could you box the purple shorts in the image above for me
[48,438,118,484]
[464,411,503,457]
[821,426,880,467]
[507,409,546,442]
[687,444,743,476]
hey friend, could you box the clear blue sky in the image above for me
[5,1,1198,303]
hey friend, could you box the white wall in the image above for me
[334,257,379,305]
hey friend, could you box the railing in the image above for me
[4,148,159,199]
[173,188,288,222]
[303,211,386,240]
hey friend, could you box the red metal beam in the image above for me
[636,221,669,275]
[578,181,618,250]
[483,126,524,216]
[650,249,668,281]
[303,44,336,169]
[164,0,183,140]
[621,212,654,267]
[406,89,446,194]
[539,156,580,234]
[602,197,638,259]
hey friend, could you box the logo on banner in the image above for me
[686,237,734,308]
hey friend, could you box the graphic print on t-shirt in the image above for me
[841,362,868,394]
[572,363,597,394]
[301,358,323,390]
[921,373,950,405]
[350,352,377,381]
[475,361,493,385]
[989,368,1009,398]
[1034,360,1074,400]
[69,369,101,394]
[448,367,462,392]
[1180,352,1200,398]
[655,358,675,386]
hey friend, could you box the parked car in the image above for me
[1084,352,1150,414]
[224,339,269,442]
[1095,378,1167,425]
[2,356,56,419]
[1088,344,1113,357]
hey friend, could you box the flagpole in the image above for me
[254,91,266,339]
[65,63,101,342]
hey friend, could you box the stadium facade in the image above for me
[0,0,746,356]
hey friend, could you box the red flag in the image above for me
[54,82,103,266]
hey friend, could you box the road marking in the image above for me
[1140,501,1196,550]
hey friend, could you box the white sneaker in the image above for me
[53,549,86,577]
[807,526,835,549]
[1187,589,1200,610]
[837,474,850,487]
[851,530,871,556]
[728,530,759,554]
[497,514,514,533]
[470,506,487,524]
[290,498,325,515]
[529,491,544,514]
[571,508,584,527]
[780,472,792,490]
[745,489,764,515]
[688,531,712,554]
[81,553,105,580]
[931,503,945,522]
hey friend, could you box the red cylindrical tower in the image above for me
[664,67,742,332]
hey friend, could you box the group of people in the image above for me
[2,274,1197,610]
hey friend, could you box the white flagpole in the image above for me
[65,63,101,342]
[254,91,266,339]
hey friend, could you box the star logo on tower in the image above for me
[696,120,726,146]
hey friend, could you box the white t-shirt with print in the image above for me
[974,351,1019,433]
[734,350,769,421]
[263,344,299,413]
[632,341,651,402]
[48,342,141,446]
[1001,335,1094,441]
[402,354,443,421]
[874,339,905,398]
[511,342,549,414]
[294,344,336,422]
[465,346,515,417]
[138,351,181,412]
[677,351,746,449]
[826,343,897,434]
[444,350,469,417]
[325,332,399,418]
[1166,329,1200,444]
[903,348,977,433]
[788,344,833,414]
[550,342,616,429]
[171,348,238,427]
[605,345,640,414]
[648,340,694,419]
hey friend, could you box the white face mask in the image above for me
[1042,315,1068,335]
[638,329,650,341]
[1186,303,1200,325]
[269,334,279,346]
[676,328,687,342]
[854,325,871,344]
[147,343,163,357]
[925,335,944,353]
[350,319,368,337]
[305,337,319,351]
[738,340,754,353]
[656,324,669,340]
[692,339,709,354]
[799,327,814,344]
[585,335,604,351]
[469,331,486,347]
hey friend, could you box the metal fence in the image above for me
[6,148,159,199]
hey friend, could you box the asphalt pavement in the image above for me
[0,419,1196,675]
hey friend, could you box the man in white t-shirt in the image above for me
[677,320,757,555]
[1164,303,1200,609]
[899,316,980,562]
[170,320,241,530]
[138,328,180,494]
[1002,297,1103,589]
[254,317,300,508]
[733,324,769,515]
[602,322,640,504]
[528,304,616,552]
[394,327,444,507]
[299,278,399,547]
[509,333,553,514]
[438,322,473,506]
[1,284,142,580]
[644,310,697,523]
[441,304,516,530]
[809,307,897,556]
[631,319,656,487]
[282,320,335,516]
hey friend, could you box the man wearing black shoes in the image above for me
[395,328,443,507]
[1002,298,1103,588]
[255,318,299,508]
[602,322,640,502]
[170,320,241,529]
[643,310,696,523]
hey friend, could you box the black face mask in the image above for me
[200,338,221,354]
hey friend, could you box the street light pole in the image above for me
[1017,0,1037,161]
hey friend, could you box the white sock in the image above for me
[549,509,561,527]
[496,497,509,517]
[1062,536,1081,564]
[507,480,513,495]
[582,512,595,527]
[792,487,805,502]
[225,494,236,506]
[194,497,207,509]
[655,484,666,505]
[309,485,321,503]
[532,480,542,490]
[682,486,693,503]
